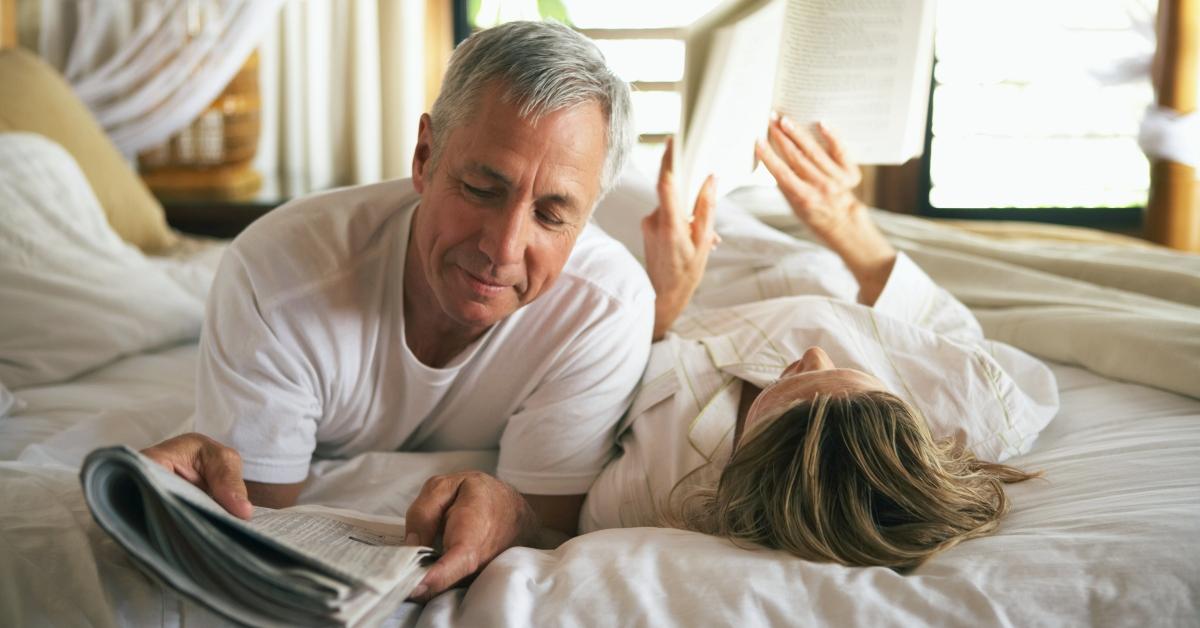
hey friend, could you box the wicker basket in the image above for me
[139,51,263,200]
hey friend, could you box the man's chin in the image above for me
[445,298,518,332]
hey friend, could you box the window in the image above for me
[457,0,727,177]
[457,0,1158,228]
[923,0,1156,226]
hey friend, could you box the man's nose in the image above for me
[479,205,529,267]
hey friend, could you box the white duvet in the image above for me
[3,144,1200,625]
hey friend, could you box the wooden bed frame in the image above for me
[1147,0,1199,251]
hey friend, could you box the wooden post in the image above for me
[424,0,454,109]
[0,0,16,50]
[1145,0,1199,251]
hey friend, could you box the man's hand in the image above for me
[141,433,254,520]
[755,117,897,305]
[642,137,719,340]
[404,471,559,602]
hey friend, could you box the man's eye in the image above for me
[464,183,497,199]
[535,210,564,226]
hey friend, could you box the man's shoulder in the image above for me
[557,222,653,310]
[225,179,418,303]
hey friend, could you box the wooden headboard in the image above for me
[0,0,15,50]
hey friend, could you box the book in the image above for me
[677,0,936,206]
[80,446,435,627]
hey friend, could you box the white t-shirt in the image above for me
[192,178,655,494]
[579,252,1059,532]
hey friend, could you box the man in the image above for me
[141,21,654,601]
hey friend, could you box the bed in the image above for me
[2,123,1200,627]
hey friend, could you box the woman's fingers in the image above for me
[655,137,681,223]
[768,123,825,186]
[755,137,818,211]
[779,116,843,182]
[814,121,862,188]
[815,121,847,169]
[690,174,718,251]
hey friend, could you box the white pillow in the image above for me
[0,133,206,389]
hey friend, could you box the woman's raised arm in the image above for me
[755,117,897,306]
[641,138,719,340]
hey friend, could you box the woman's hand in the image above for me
[642,138,718,341]
[755,117,897,306]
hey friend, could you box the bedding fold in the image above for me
[727,187,1200,399]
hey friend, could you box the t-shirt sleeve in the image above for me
[191,248,322,484]
[495,288,655,496]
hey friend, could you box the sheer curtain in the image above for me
[253,0,429,190]
[38,0,284,156]
[35,0,431,188]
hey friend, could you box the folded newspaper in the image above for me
[80,446,435,627]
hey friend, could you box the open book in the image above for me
[678,0,936,205]
[80,446,434,627]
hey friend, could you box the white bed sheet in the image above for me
[2,342,1198,627]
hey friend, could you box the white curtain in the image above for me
[34,0,429,188]
[38,0,284,156]
[1093,0,1199,173]
[253,0,428,190]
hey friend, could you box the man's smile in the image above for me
[458,265,513,298]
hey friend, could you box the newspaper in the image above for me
[79,446,434,627]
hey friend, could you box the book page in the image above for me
[680,0,786,208]
[772,0,935,164]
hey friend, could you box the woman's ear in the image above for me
[412,114,434,193]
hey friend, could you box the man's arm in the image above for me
[403,283,652,600]
[141,433,307,515]
[246,480,306,509]
[523,493,585,544]
[141,433,255,519]
[402,473,584,601]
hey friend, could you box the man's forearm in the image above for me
[521,493,584,549]
[528,527,571,550]
[246,480,306,509]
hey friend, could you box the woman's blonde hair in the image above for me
[667,390,1038,570]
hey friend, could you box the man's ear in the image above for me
[412,113,434,194]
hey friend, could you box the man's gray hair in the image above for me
[429,21,633,200]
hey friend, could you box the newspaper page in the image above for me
[82,447,431,626]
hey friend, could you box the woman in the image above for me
[581,117,1059,569]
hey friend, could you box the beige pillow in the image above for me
[0,48,176,253]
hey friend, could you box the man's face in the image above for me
[410,84,608,333]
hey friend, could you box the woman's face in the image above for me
[740,346,889,440]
